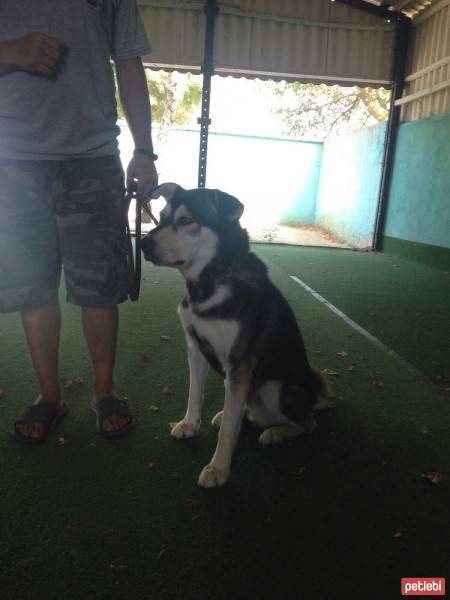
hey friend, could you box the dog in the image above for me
[141,183,330,488]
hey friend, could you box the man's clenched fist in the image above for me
[3,32,65,77]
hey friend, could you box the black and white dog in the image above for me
[141,183,330,488]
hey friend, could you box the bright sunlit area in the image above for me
[118,70,391,248]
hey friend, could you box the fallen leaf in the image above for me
[147,462,155,469]
[323,369,339,377]
[162,385,173,396]
[149,405,160,412]
[293,466,307,479]
[137,352,149,360]
[63,378,84,389]
[392,528,408,539]
[372,380,385,388]
[156,548,166,561]
[109,562,128,573]
[445,387,450,392]
[57,437,66,445]
[347,365,355,372]
[160,335,172,341]
[315,350,322,356]
[421,471,443,485]
[336,351,348,357]
[0,388,7,397]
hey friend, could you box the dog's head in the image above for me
[141,183,247,278]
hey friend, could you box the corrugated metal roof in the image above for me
[139,0,396,85]
[138,0,450,116]
[212,1,395,84]
[139,1,205,70]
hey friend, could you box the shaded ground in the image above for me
[256,245,450,384]
[0,246,449,600]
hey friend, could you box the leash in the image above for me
[125,190,159,302]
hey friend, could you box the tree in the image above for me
[272,82,390,140]
[116,69,202,147]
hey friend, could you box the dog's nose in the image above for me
[141,234,155,257]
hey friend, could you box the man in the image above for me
[0,0,158,442]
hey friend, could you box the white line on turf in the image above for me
[289,274,437,386]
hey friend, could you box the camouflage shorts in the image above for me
[0,156,131,313]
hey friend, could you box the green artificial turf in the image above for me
[0,246,449,600]
[256,244,450,385]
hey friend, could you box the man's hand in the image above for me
[1,33,65,77]
[126,154,159,199]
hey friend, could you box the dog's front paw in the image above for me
[258,427,285,446]
[198,464,229,488]
[170,420,199,439]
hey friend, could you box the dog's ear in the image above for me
[150,182,184,202]
[214,190,244,221]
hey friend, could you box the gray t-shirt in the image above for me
[0,0,151,159]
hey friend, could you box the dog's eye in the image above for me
[177,216,194,226]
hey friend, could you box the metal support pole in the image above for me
[197,0,217,188]
[372,17,411,250]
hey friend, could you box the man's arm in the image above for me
[115,57,158,197]
[0,33,64,77]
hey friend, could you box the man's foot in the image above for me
[91,394,135,437]
[12,395,67,444]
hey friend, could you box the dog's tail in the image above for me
[311,365,335,411]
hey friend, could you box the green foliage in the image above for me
[274,82,391,139]
[174,82,203,125]
[116,70,202,125]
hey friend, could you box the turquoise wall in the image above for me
[119,115,450,251]
[314,123,387,247]
[384,111,450,249]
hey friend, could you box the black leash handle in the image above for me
[126,190,142,302]
[125,191,159,302]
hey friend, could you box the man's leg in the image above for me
[16,299,62,439]
[81,306,128,433]
[59,156,133,434]
[0,159,63,441]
